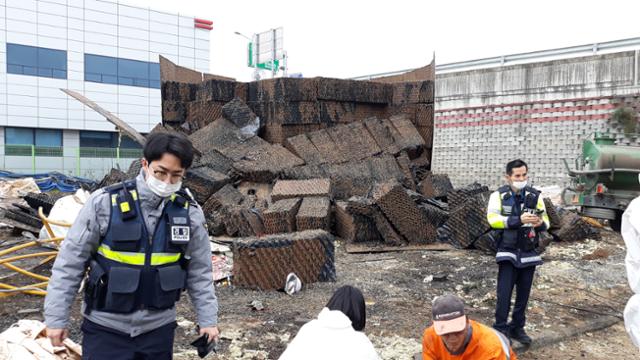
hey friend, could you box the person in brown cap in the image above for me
[422,294,517,360]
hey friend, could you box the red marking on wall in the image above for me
[435,114,610,128]
[435,95,616,113]
[434,96,616,128]
[194,18,213,30]
[195,18,213,25]
[436,103,616,122]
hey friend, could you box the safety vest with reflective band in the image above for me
[84,180,192,314]
[486,185,549,268]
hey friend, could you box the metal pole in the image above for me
[76,147,80,176]
[272,28,277,78]
[31,145,35,173]
[635,50,639,86]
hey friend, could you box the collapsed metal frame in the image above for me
[0,208,71,297]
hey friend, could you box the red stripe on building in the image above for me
[436,103,616,122]
[194,18,213,25]
[195,23,213,30]
[435,95,616,113]
[435,113,610,128]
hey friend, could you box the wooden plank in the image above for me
[61,89,147,146]
[345,242,454,254]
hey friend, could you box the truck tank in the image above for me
[566,132,640,230]
[582,135,640,192]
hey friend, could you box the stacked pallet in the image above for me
[161,72,434,155]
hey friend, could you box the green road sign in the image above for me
[257,59,280,71]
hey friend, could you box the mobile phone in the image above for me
[191,334,217,358]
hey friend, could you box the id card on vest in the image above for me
[171,215,190,245]
[171,226,190,245]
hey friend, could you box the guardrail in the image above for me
[351,37,640,80]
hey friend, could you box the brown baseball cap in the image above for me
[432,294,467,335]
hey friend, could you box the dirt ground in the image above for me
[0,228,638,359]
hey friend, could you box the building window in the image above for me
[6,44,67,79]
[5,127,63,156]
[85,54,160,89]
[79,131,142,158]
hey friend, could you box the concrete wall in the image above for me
[433,51,640,188]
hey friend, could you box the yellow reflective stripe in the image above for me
[536,196,551,228]
[488,213,507,229]
[151,253,181,266]
[98,244,145,265]
[130,190,138,201]
[487,192,508,229]
[97,244,181,266]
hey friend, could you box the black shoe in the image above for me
[509,327,532,345]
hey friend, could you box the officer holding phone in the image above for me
[486,159,549,346]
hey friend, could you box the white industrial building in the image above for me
[0,0,211,179]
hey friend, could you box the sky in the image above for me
[123,0,640,82]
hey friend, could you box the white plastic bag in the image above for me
[38,189,90,240]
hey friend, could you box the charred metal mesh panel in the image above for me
[271,179,332,201]
[418,174,453,199]
[371,180,436,243]
[296,197,331,231]
[232,230,335,290]
[442,191,492,249]
[263,198,302,234]
[543,198,562,230]
[447,183,490,211]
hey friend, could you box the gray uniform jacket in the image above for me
[43,171,218,337]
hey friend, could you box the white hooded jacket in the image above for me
[279,308,380,360]
[622,196,640,348]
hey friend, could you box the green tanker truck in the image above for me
[563,132,640,231]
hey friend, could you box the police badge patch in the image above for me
[171,226,190,244]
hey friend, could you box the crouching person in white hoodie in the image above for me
[622,175,640,350]
[279,285,381,360]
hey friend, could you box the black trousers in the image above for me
[493,261,536,333]
[81,319,176,360]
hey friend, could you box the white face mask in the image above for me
[145,166,182,197]
[512,180,527,190]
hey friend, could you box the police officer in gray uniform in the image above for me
[44,132,219,359]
